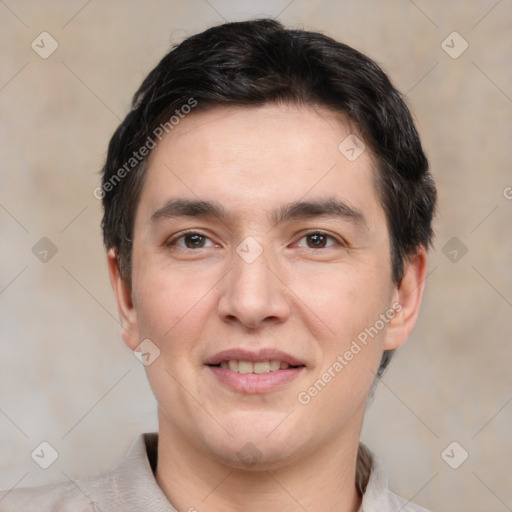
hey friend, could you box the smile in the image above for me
[215,360,298,374]
[205,348,306,393]
[207,363,305,394]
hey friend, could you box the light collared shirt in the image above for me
[0,433,430,511]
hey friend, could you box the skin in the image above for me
[107,103,427,512]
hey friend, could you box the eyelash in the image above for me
[165,230,343,250]
[165,230,217,249]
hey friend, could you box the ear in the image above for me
[384,246,428,351]
[107,248,139,350]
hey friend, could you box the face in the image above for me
[109,103,425,469]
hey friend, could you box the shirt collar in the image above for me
[86,433,391,512]
[83,432,176,512]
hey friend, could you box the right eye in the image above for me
[165,231,217,250]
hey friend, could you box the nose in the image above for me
[217,243,291,329]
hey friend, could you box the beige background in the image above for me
[1,1,511,511]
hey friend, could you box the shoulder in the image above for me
[0,433,161,512]
[358,442,432,512]
[0,479,96,512]
[385,490,432,511]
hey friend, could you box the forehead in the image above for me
[136,103,384,229]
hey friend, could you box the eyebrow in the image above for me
[150,197,367,228]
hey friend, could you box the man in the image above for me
[0,18,436,511]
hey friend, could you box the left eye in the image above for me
[167,232,216,249]
[296,232,338,249]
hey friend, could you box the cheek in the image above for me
[132,257,213,339]
[132,268,214,413]
[291,263,392,345]
[291,265,393,413]
[295,272,389,418]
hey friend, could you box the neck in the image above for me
[155,412,364,512]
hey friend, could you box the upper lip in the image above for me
[205,348,305,367]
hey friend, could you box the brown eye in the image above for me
[166,232,215,249]
[296,231,338,249]
[307,233,328,248]
[183,234,206,248]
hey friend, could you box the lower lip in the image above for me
[207,366,304,393]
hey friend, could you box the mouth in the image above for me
[205,349,306,393]
[208,359,303,374]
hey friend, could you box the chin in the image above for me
[211,440,300,472]
[203,422,309,472]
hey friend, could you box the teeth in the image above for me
[218,359,294,374]
[269,360,281,371]
[253,361,270,374]
[238,361,253,374]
